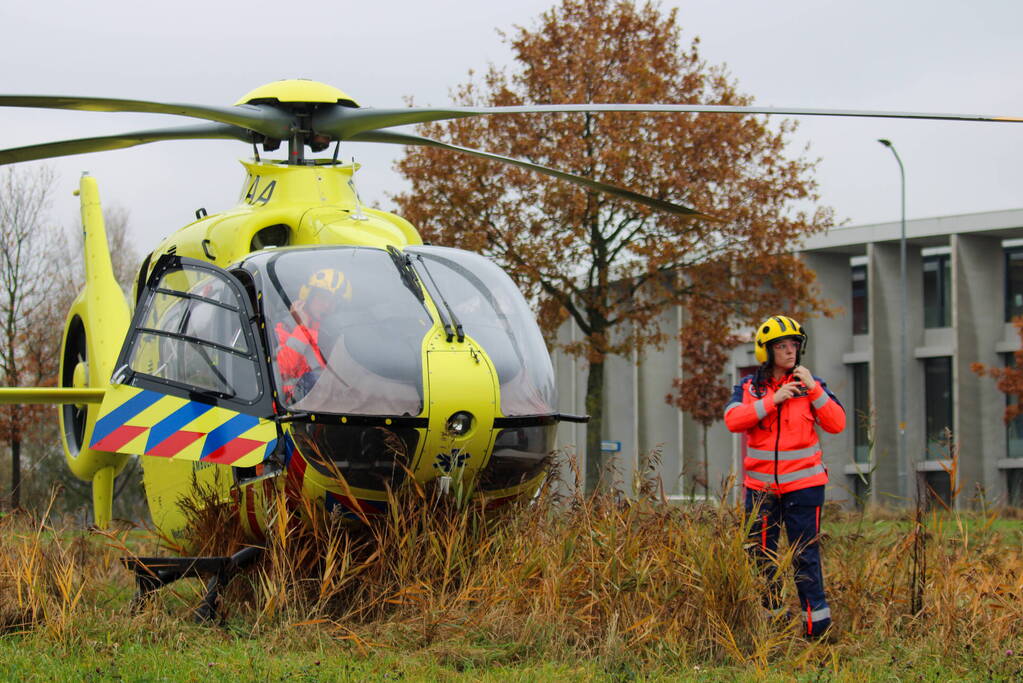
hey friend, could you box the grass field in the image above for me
[1,476,1021,682]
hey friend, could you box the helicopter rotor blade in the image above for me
[0,123,252,165]
[0,95,294,139]
[350,129,708,218]
[7,91,1023,149]
[318,104,1023,139]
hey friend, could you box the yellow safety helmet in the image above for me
[754,315,807,364]
[299,268,352,302]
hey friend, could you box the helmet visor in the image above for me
[769,337,802,353]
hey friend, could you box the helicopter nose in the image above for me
[418,344,497,485]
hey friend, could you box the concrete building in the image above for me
[553,208,1023,508]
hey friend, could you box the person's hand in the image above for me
[295,368,322,398]
[773,381,803,405]
[290,299,309,325]
[792,366,816,391]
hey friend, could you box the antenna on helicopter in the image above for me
[349,158,368,221]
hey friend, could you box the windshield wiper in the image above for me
[386,246,425,303]
[408,254,464,343]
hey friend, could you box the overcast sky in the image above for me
[2,0,1022,253]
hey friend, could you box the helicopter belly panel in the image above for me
[141,456,234,547]
[92,385,277,467]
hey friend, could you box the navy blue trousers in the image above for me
[745,485,831,637]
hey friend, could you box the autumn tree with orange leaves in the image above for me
[394,0,832,491]
[973,317,1023,424]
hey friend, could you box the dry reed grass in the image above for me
[0,491,138,644]
[1,458,1021,676]
[213,454,1023,673]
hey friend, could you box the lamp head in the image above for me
[878,138,893,147]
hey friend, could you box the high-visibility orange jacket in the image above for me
[724,374,845,494]
[275,321,326,397]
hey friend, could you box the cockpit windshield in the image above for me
[407,246,556,415]
[255,247,433,415]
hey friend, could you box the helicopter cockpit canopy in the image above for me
[252,247,432,416]
[405,246,556,416]
[244,245,556,418]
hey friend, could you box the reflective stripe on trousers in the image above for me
[809,606,831,621]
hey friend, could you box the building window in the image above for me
[852,363,870,463]
[1005,354,1023,459]
[850,474,870,510]
[1006,247,1023,321]
[924,357,953,460]
[851,264,868,335]
[1009,417,1023,460]
[923,254,951,328]
[921,471,952,509]
[1008,469,1023,507]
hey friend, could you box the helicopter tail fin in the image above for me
[58,174,132,528]
[77,173,123,298]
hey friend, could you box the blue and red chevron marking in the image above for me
[90,389,276,465]
[90,390,163,453]
[202,414,262,464]
[144,400,211,457]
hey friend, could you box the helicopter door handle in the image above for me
[201,239,216,260]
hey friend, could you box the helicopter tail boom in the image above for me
[0,387,105,404]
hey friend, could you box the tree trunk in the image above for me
[702,423,709,499]
[10,431,20,510]
[584,358,606,493]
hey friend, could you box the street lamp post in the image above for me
[878,138,908,501]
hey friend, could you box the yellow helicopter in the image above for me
[0,79,1018,607]
[0,79,727,542]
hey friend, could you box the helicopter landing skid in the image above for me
[122,546,262,622]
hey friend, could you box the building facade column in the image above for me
[801,251,855,502]
[868,241,924,502]
[952,234,1005,502]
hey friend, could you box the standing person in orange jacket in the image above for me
[725,315,845,639]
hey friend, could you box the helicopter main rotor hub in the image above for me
[234,81,361,164]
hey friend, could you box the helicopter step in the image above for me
[122,546,262,622]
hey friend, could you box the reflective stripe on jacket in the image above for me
[274,322,326,391]
[724,374,845,494]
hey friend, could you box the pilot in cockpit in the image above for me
[274,268,350,402]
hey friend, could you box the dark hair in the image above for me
[751,361,772,396]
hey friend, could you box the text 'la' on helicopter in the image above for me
[0,79,1018,610]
